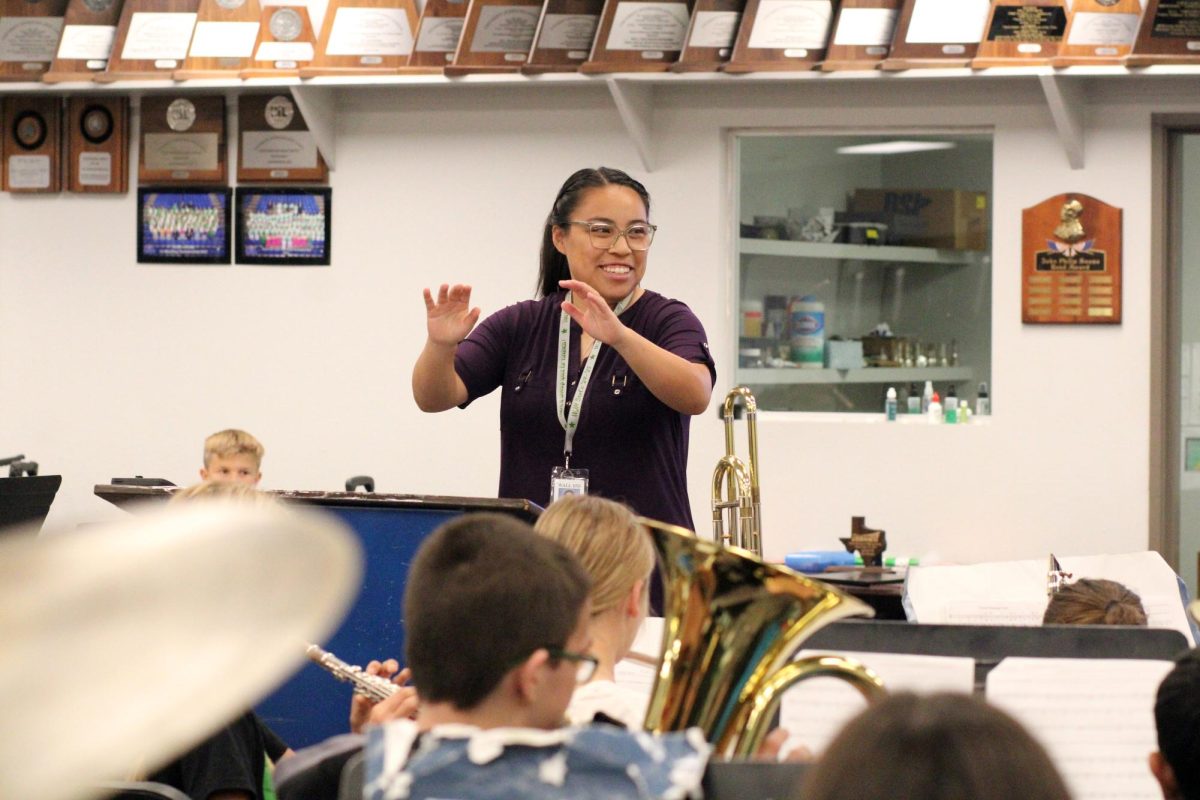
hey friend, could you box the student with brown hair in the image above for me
[1043,577,1148,626]
[800,693,1072,800]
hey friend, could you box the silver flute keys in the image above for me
[305,643,399,702]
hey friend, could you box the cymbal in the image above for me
[0,501,363,800]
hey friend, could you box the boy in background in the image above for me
[201,429,264,486]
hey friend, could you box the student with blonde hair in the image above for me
[532,494,656,728]
[201,429,265,486]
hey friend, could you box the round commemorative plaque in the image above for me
[166,98,196,132]
[269,8,303,41]
[13,111,47,151]
[216,0,247,8]
[80,104,115,144]
[264,95,295,129]
[82,0,115,13]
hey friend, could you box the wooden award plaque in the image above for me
[820,0,900,70]
[669,0,742,71]
[880,0,991,68]
[43,0,126,82]
[65,96,128,193]
[407,0,467,70]
[971,0,1066,67]
[138,95,225,185]
[174,0,263,79]
[97,0,199,80]
[300,0,420,75]
[240,2,320,77]
[237,94,328,182]
[443,0,541,74]
[1051,0,1141,65]
[1022,193,1122,325]
[579,0,693,72]
[2,96,61,193]
[521,0,603,73]
[724,0,834,72]
[0,0,70,81]
[1127,0,1200,65]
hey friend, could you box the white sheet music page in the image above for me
[904,551,1194,645]
[613,616,663,702]
[986,657,1174,800]
[778,650,975,757]
[1059,552,1195,644]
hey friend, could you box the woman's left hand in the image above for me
[559,279,630,347]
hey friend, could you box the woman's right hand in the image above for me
[424,284,481,346]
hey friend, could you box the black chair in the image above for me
[97,781,191,800]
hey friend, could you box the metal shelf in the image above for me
[736,366,974,385]
[738,238,988,265]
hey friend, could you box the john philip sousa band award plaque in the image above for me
[66,95,129,193]
[1022,193,1122,325]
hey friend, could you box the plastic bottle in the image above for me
[906,382,921,414]
[885,387,897,421]
[976,382,990,415]
[927,391,942,424]
[788,295,825,369]
[944,385,958,424]
[921,380,934,414]
[741,299,764,338]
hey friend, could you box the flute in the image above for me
[305,644,400,702]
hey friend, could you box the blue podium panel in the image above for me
[92,486,541,750]
[254,493,541,748]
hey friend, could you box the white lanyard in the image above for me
[555,290,635,465]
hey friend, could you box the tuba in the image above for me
[640,518,884,757]
[712,386,762,557]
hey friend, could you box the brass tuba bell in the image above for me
[712,386,762,557]
[640,518,885,757]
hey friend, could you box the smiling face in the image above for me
[552,184,649,307]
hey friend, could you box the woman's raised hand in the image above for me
[559,279,629,347]
[424,284,481,346]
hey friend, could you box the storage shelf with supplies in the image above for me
[736,367,975,386]
[735,132,993,414]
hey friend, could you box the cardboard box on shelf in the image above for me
[848,189,989,251]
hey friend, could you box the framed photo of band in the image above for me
[136,186,233,264]
[234,186,332,266]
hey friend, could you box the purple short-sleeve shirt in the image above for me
[454,289,716,530]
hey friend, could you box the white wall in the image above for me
[2,76,1195,574]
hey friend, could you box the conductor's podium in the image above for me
[95,485,541,747]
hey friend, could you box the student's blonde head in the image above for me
[533,495,654,615]
[203,428,264,469]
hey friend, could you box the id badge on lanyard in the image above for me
[549,290,633,502]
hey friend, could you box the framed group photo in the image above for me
[136,187,233,264]
[234,186,332,266]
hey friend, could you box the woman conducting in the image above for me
[411,167,715,529]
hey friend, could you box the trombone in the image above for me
[712,386,762,557]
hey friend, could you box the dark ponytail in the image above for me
[535,167,652,298]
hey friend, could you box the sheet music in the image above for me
[986,657,1174,800]
[905,551,1195,645]
[614,616,663,698]
[779,651,975,757]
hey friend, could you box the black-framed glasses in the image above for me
[566,220,657,251]
[546,647,600,684]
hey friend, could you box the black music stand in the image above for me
[806,619,1190,691]
[0,475,62,535]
